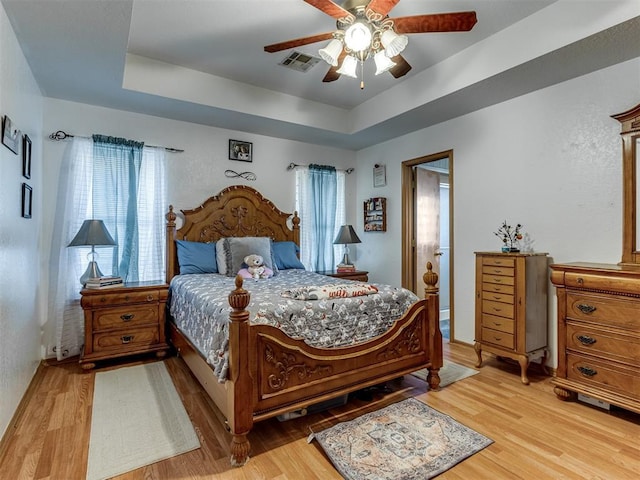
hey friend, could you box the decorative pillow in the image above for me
[216,237,277,277]
[176,240,217,274]
[272,241,305,270]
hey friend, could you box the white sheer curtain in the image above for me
[48,138,167,360]
[295,167,346,271]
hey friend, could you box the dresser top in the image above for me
[550,262,640,275]
[474,251,548,256]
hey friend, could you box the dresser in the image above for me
[474,252,549,384]
[549,263,640,413]
[80,281,170,369]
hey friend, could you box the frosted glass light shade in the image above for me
[319,39,343,66]
[337,55,358,78]
[381,29,408,57]
[344,22,372,52]
[374,50,396,75]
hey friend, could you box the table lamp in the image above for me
[333,225,361,267]
[68,219,116,285]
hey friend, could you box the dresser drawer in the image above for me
[482,283,514,296]
[93,305,158,331]
[482,290,514,304]
[93,326,160,352]
[482,274,515,286]
[566,322,640,365]
[482,256,515,268]
[82,289,162,308]
[482,327,514,349]
[482,314,515,334]
[482,265,514,277]
[566,353,640,398]
[482,300,514,319]
[566,292,640,330]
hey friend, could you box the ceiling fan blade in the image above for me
[264,32,334,53]
[322,51,347,82]
[304,0,354,20]
[393,11,477,34]
[367,0,400,17]
[389,54,411,78]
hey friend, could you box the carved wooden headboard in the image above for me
[165,185,300,283]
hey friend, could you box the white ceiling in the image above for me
[3,0,640,149]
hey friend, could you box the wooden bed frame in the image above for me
[165,185,442,466]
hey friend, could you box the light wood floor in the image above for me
[1,341,638,479]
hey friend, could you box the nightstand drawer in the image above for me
[482,327,514,349]
[93,305,158,331]
[82,289,163,308]
[93,326,159,352]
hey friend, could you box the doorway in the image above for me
[401,150,453,341]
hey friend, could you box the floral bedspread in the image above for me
[169,270,419,382]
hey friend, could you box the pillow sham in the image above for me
[216,237,277,277]
[272,241,305,270]
[176,240,218,274]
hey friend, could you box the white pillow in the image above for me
[216,237,278,277]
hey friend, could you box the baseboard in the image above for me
[0,360,47,465]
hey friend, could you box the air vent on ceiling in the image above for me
[279,51,321,73]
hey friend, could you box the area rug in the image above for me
[86,362,200,480]
[314,397,492,480]
[411,360,479,387]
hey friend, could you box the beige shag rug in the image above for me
[86,362,200,480]
[411,360,479,387]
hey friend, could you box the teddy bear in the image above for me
[240,254,273,279]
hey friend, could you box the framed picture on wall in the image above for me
[229,139,252,162]
[373,164,386,187]
[2,115,20,154]
[21,183,32,219]
[22,134,32,179]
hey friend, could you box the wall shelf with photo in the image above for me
[364,197,386,232]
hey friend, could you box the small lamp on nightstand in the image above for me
[333,224,361,268]
[68,219,116,286]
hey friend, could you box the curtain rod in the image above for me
[286,162,354,174]
[48,130,184,153]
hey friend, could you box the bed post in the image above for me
[166,205,177,284]
[424,261,443,390]
[292,211,300,246]
[227,275,253,466]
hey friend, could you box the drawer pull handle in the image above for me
[577,335,596,345]
[492,295,501,300]
[494,322,502,326]
[146,294,154,301]
[577,304,596,314]
[494,278,502,283]
[121,335,134,344]
[577,366,597,377]
[120,313,135,322]
[493,308,502,312]
[493,336,502,341]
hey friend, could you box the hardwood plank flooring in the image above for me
[1,341,638,479]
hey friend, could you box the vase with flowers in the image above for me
[494,221,523,252]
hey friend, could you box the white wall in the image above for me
[0,3,43,438]
[40,99,357,354]
[356,57,640,367]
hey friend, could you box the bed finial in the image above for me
[423,261,439,296]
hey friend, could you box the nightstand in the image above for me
[319,270,369,282]
[79,281,170,370]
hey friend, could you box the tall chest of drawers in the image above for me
[474,252,549,384]
[550,263,640,414]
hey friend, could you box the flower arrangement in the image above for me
[494,221,523,252]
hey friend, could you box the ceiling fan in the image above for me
[264,0,477,87]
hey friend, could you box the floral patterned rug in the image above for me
[314,398,492,479]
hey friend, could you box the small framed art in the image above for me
[22,183,32,219]
[373,164,386,187]
[22,134,32,179]
[229,139,252,162]
[2,115,20,154]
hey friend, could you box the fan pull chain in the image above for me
[360,61,365,90]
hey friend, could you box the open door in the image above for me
[415,168,440,295]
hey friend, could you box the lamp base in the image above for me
[79,261,104,286]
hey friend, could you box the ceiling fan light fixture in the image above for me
[381,29,408,57]
[336,54,358,78]
[374,50,396,75]
[318,38,343,66]
[344,21,372,52]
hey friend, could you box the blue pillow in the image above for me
[176,240,218,274]
[272,241,305,270]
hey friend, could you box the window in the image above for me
[295,165,345,271]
